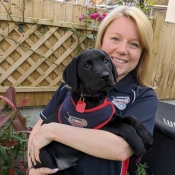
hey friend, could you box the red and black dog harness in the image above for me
[58,94,115,129]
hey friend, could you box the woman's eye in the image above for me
[104,58,109,64]
[130,42,139,48]
[84,63,91,69]
[112,37,119,42]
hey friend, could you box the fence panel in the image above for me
[0,7,98,105]
[153,22,175,99]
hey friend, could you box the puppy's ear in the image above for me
[63,56,78,90]
[110,60,118,83]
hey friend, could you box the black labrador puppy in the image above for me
[32,49,153,174]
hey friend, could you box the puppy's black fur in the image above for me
[32,49,153,174]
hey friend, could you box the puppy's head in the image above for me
[63,49,118,94]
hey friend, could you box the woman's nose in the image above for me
[117,42,128,55]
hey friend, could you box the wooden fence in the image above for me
[0,0,174,106]
[0,0,107,106]
[153,0,169,5]
[0,0,106,23]
[150,12,175,99]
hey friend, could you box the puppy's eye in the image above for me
[104,58,109,64]
[84,63,91,69]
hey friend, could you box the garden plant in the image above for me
[0,86,31,175]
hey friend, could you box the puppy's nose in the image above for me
[101,72,110,81]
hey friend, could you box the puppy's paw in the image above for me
[120,115,154,152]
[142,134,154,152]
[116,124,147,156]
[130,132,153,155]
[128,136,147,156]
[133,144,146,157]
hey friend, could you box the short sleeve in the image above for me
[40,83,69,120]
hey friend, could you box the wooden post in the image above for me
[153,0,175,99]
[165,0,175,23]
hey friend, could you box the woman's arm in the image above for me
[30,121,133,165]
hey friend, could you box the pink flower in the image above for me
[98,13,107,22]
[79,14,85,21]
[90,12,99,19]
[136,157,141,163]
[102,13,107,18]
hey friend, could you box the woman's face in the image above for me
[101,16,143,81]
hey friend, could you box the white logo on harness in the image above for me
[111,96,130,110]
[65,112,88,127]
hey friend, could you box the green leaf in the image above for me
[0,151,6,166]
[135,161,148,175]
[14,167,24,175]
[13,135,24,141]
[87,34,94,39]
[8,126,14,138]
[118,1,123,5]
[5,155,12,165]
[0,130,5,137]
[11,143,20,159]
[1,169,8,175]
[0,112,15,129]
[0,145,7,157]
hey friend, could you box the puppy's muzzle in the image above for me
[100,71,110,81]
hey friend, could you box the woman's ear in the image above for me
[62,56,79,90]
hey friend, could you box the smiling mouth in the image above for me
[111,57,127,64]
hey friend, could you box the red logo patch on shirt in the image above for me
[111,96,130,110]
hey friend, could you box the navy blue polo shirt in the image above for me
[40,72,158,175]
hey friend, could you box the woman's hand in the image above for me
[29,167,59,175]
[29,123,54,165]
[28,119,59,175]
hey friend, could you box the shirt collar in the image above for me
[113,72,137,93]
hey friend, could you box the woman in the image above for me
[28,6,158,175]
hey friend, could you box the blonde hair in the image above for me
[95,6,153,86]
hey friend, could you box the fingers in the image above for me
[39,167,59,174]
[29,141,41,166]
[29,148,37,166]
[29,167,59,175]
[29,136,42,165]
[34,148,41,163]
